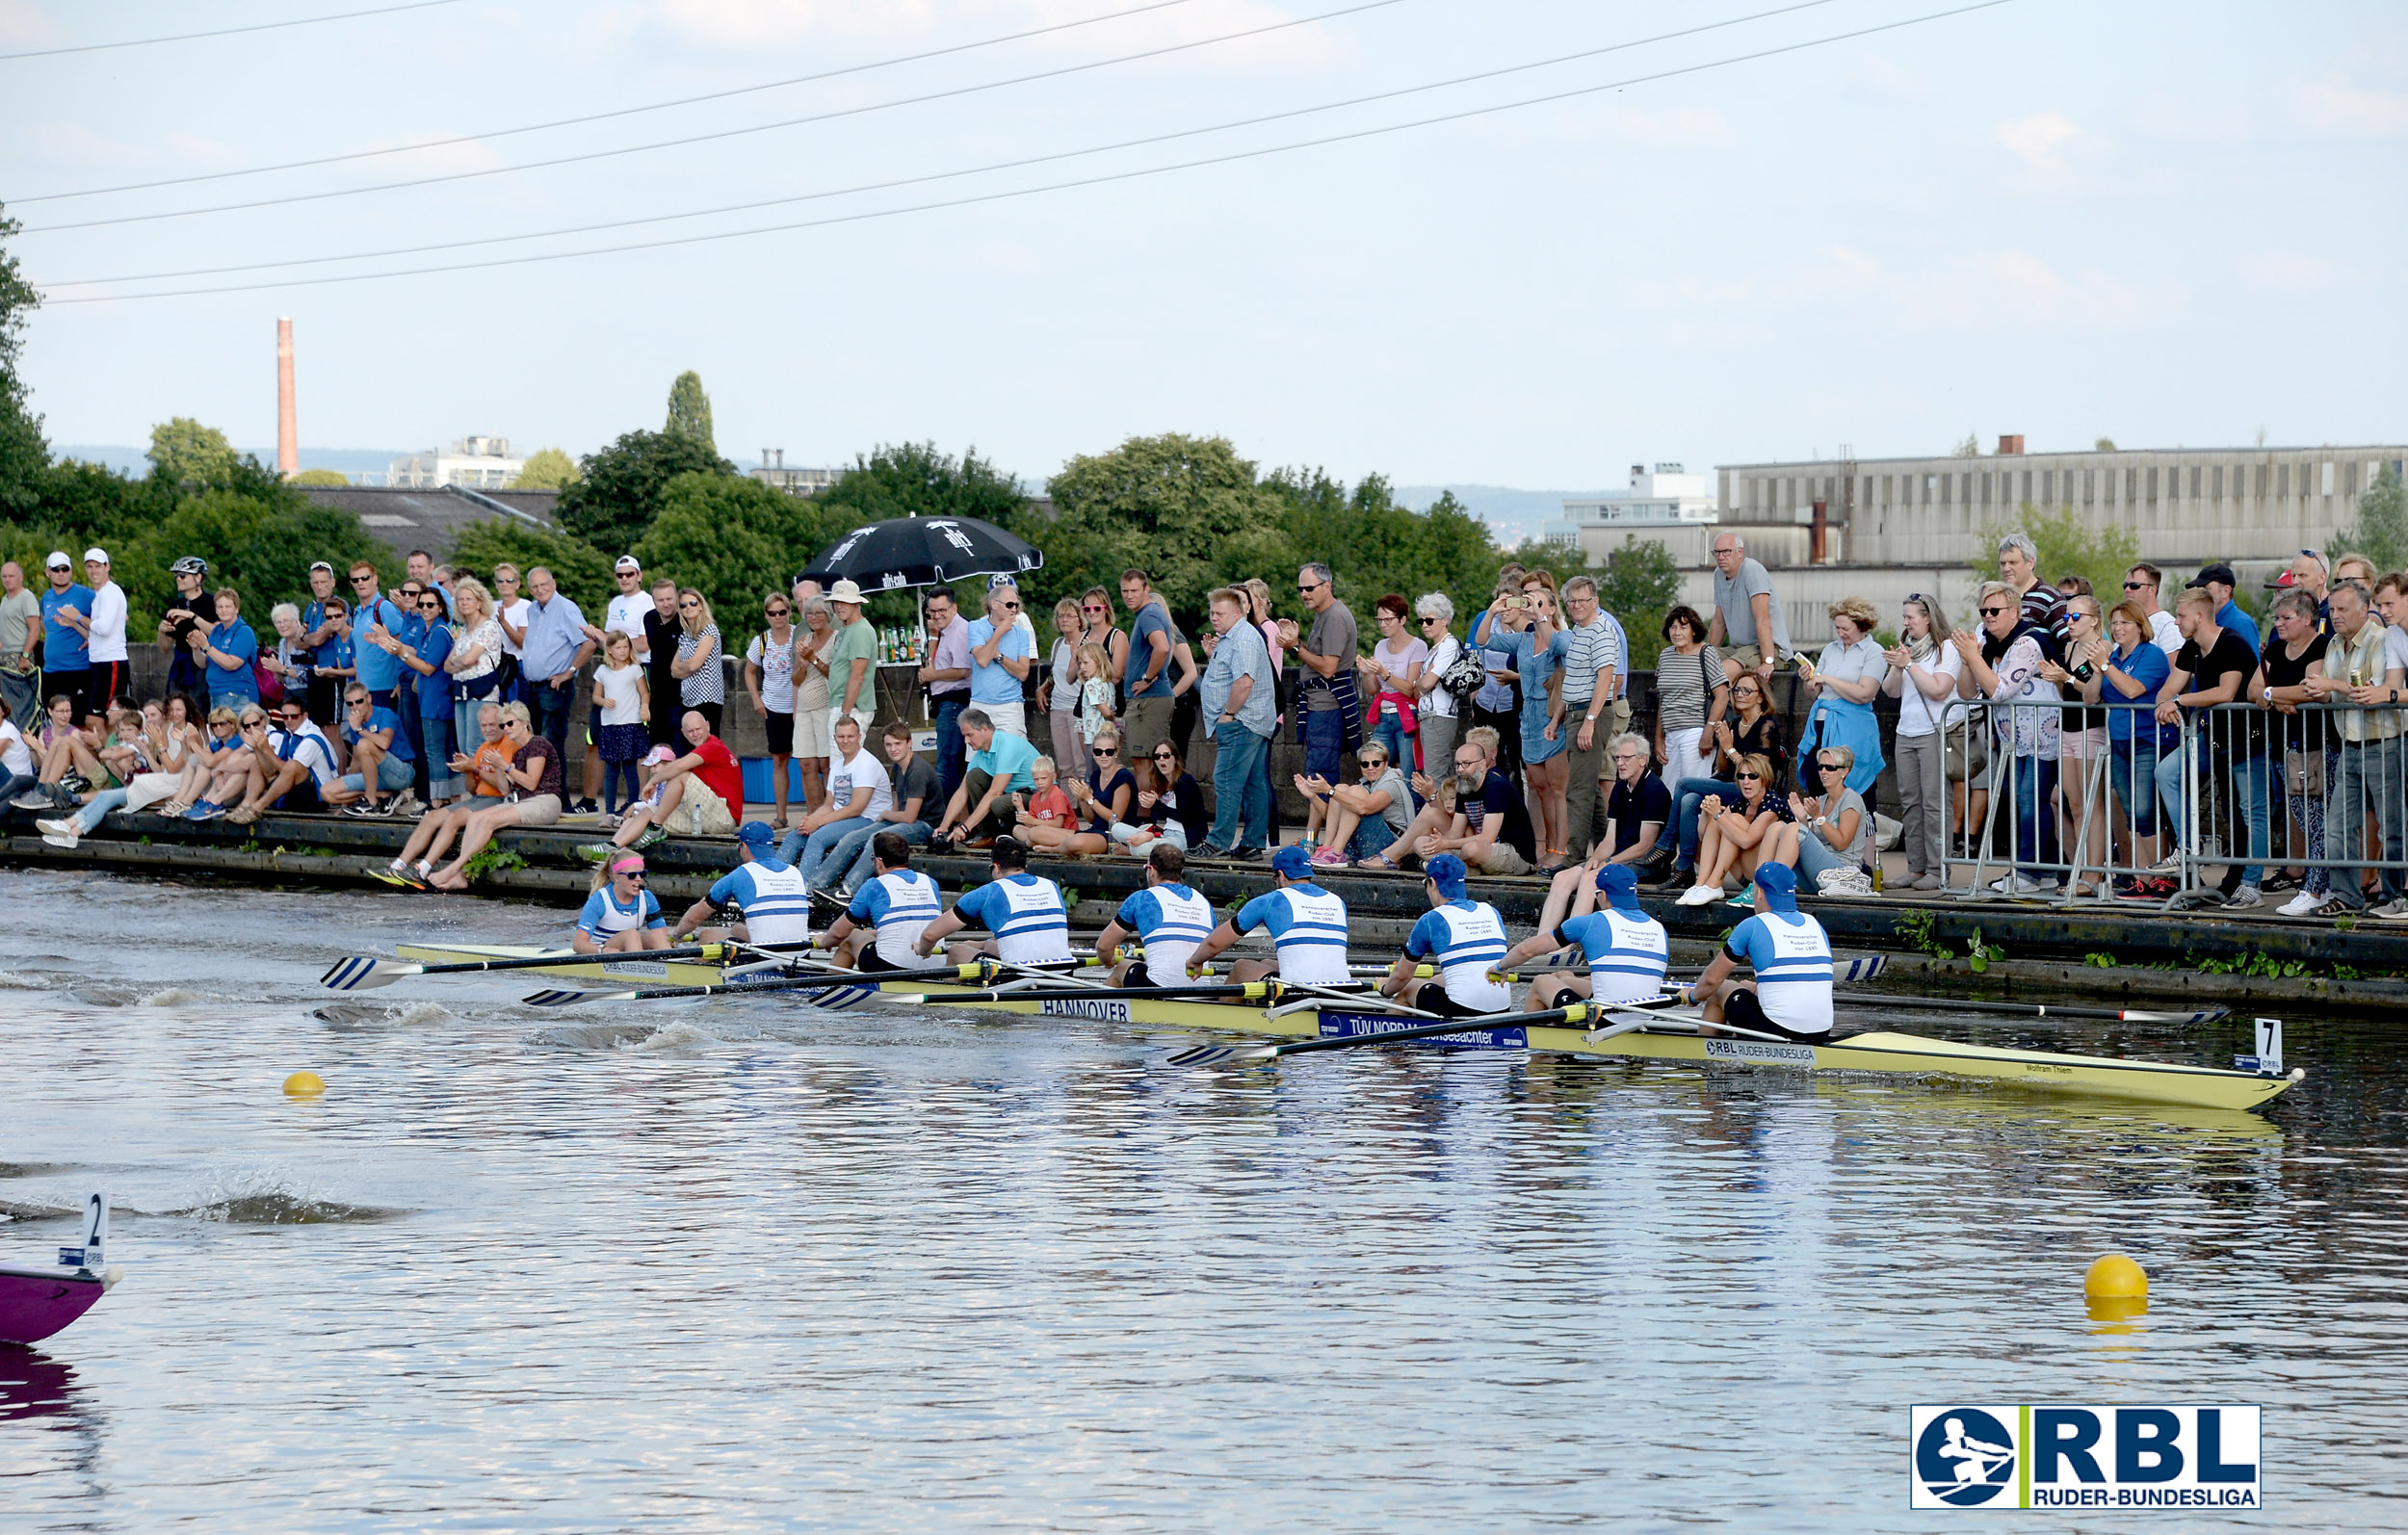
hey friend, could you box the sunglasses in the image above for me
[1092,746,1118,757]
[1980,606,2009,617]
[1082,604,1107,613]
[1819,761,1845,771]
[619,872,647,882]
[1737,771,1762,781]
[281,712,306,722]
[1152,751,1176,761]
[418,600,442,611]
[679,601,700,611]
[1297,583,1322,593]
[1000,601,1020,611]
[2123,581,2148,590]
[352,573,378,583]
[766,607,789,616]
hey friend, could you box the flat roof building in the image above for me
[388,435,524,491]
[1540,463,1718,563]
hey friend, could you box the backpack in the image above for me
[1437,636,1485,711]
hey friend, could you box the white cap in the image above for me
[45,551,70,570]
[614,556,641,573]
[84,547,109,564]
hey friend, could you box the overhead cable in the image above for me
[51,0,1851,288]
[0,0,467,62]
[41,0,2020,306]
[17,0,1409,233]
[13,0,1213,203]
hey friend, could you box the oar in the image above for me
[318,940,815,992]
[1165,996,1699,1067]
[879,980,1303,1006]
[1837,992,2226,1025]
[522,967,904,1007]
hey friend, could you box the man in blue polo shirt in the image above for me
[327,683,417,816]
[1679,862,1834,1042]
[37,551,93,712]
[929,707,1038,849]
[347,560,407,707]
[519,566,594,753]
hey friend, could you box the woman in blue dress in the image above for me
[1491,572,1571,871]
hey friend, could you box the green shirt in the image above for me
[829,617,877,712]
[0,587,38,660]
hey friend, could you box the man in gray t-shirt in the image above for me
[1707,533,1791,686]
[1285,562,1357,781]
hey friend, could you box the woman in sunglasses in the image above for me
[1951,578,2062,896]
[1790,746,1873,894]
[1110,741,1209,854]
[670,587,724,734]
[1666,671,1786,886]
[1015,726,1134,857]
[1674,753,1793,906]
[1041,597,1090,780]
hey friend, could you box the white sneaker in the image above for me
[41,830,79,849]
[2277,890,2324,917]
[2147,855,2182,874]
[35,817,71,838]
[1675,884,1722,906]
[2225,884,2264,909]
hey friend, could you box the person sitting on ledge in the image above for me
[375,703,515,887]
[929,708,1038,851]
[225,696,341,824]
[589,709,743,856]
[424,702,563,891]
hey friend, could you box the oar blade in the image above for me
[1165,1042,1274,1068]
[807,984,879,1012]
[523,987,637,1008]
[2124,1007,2230,1024]
[320,956,408,992]
[1836,954,1886,983]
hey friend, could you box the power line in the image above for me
[48,0,1850,289]
[13,0,1211,204]
[41,0,2019,307]
[0,0,468,62]
[17,0,1409,233]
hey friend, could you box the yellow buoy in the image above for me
[283,1071,326,1098]
[2084,1253,2148,1299]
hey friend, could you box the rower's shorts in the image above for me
[1724,987,1831,1043]
[1412,987,1497,1019]
[1121,961,1162,988]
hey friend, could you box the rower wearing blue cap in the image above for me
[1681,862,1834,1041]
[667,820,814,946]
[1493,863,1670,1011]
[1185,843,1349,984]
[913,836,1072,967]
[1380,852,1512,1017]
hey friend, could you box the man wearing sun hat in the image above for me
[1492,863,1670,1013]
[1379,852,1513,1018]
[825,579,879,741]
[1679,862,1833,1042]
[36,551,93,720]
[1185,843,1350,985]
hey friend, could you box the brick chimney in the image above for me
[1997,433,2024,455]
[276,318,298,478]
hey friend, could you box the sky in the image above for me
[4,0,2404,495]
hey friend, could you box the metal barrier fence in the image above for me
[1934,695,2408,913]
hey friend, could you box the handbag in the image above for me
[253,660,285,704]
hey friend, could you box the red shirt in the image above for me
[690,734,744,813]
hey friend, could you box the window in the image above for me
[2191,466,2202,500]
[2147,467,2158,503]
[2042,469,2055,504]
[2278,463,2290,499]
[2322,461,2336,497]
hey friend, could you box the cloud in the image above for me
[1848,52,1923,100]
[2290,75,2408,136]
[0,0,63,50]
[1994,111,2081,169]
[2237,250,2365,293]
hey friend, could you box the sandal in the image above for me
[1354,853,1401,871]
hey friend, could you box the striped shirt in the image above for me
[1405,899,1513,1012]
[1233,884,1350,984]
[1559,611,1622,705]
[708,858,813,946]
[1557,908,1671,1005]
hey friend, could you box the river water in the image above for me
[2,868,2402,1531]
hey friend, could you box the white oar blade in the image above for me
[807,984,879,1012]
[1836,954,1886,982]
[2123,1008,2227,1024]
[320,956,411,992]
[523,987,637,1008]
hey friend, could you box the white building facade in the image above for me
[1541,463,1719,564]
[387,435,525,490]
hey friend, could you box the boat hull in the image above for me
[881,983,2297,1113]
[0,1266,107,1345]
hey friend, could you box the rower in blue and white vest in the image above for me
[818,831,946,972]
[1680,862,1833,1042]
[1493,863,1669,1012]
[667,820,814,948]
[1093,843,1215,986]
[1184,844,1348,984]
[1380,852,1513,1016]
[572,852,670,953]
[912,835,1072,968]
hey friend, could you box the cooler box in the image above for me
[740,757,809,803]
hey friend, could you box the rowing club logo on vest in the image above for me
[992,874,1070,963]
[1268,885,1348,983]
[871,870,942,964]
[1586,908,1670,1002]
[1427,900,1510,1009]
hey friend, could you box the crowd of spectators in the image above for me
[6,533,2406,920]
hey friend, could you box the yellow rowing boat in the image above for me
[395,943,737,989]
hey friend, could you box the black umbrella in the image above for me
[798,515,1042,592]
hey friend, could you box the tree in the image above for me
[665,371,716,455]
[0,202,43,519]
[291,468,352,486]
[2333,463,2408,576]
[1591,537,1684,668]
[1041,434,1287,622]
[1979,503,2137,607]
[511,446,580,490]
[1267,469,1504,636]
[555,429,735,555]
[1951,432,1979,457]
[449,517,615,616]
[148,417,239,490]
[634,472,867,629]
[2095,436,2117,452]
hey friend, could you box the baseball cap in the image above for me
[1595,864,1641,908]
[736,820,776,847]
[83,547,109,564]
[2186,562,2238,589]
[308,559,334,575]
[1425,852,1470,898]
[44,551,69,571]
[1753,861,1798,912]
[1269,845,1313,880]
[615,556,641,573]
[986,572,1019,590]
